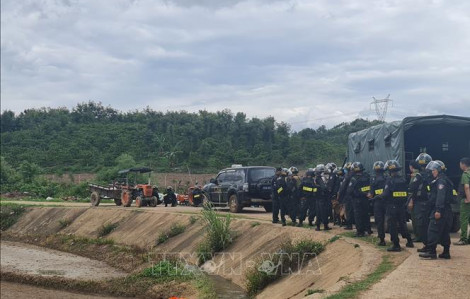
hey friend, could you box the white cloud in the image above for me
[1,0,469,131]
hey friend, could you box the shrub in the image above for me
[0,204,26,230]
[196,205,233,265]
[157,223,186,245]
[98,222,119,237]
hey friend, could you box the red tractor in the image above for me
[89,167,161,207]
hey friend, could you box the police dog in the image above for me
[332,199,346,226]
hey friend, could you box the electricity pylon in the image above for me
[370,94,393,122]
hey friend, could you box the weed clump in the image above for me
[196,203,233,265]
[245,239,325,296]
[157,223,187,245]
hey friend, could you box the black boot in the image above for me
[308,221,314,226]
[417,246,430,253]
[439,247,451,259]
[406,238,414,248]
[387,244,401,252]
[297,222,303,227]
[315,226,321,231]
[419,250,437,259]
[324,225,332,231]
[378,239,386,246]
[344,226,353,230]
[281,221,287,227]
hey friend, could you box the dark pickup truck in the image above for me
[202,166,275,213]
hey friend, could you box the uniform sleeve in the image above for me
[462,172,470,185]
[435,179,447,213]
[408,173,422,198]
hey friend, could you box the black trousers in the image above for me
[387,203,411,246]
[427,209,452,252]
[345,197,355,227]
[315,198,329,226]
[374,199,387,240]
[353,198,370,234]
[279,196,289,223]
[414,200,431,245]
[289,196,300,222]
[272,196,280,222]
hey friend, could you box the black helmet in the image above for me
[306,169,315,177]
[426,160,446,173]
[289,166,299,175]
[351,162,364,172]
[416,153,432,166]
[385,160,401,171]
[373,161,385,172]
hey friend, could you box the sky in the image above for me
[2,0,470,131]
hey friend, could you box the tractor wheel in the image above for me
[135,196,143,208]
[90,191,101,206]
[114,198,122,206]
[229,194,242,213]
[121,191,132,207]
[149,196,158,207]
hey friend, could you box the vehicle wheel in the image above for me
[121,191,132,207]
[135,196,143,208]
[90,191,101,206]
[264,203,272,213]
[149,196,158,207]
[451,213,461,233]
[229,194,242,213]
[114,198,122,206]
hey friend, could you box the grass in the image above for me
[306,289,325,296]
[157,223,187,245]
[196,204,234,265]
[98,222,119,237]
[245,239,325,296]
[339,231,389,249]
[189,215,198,224]
[328,235,341,243]
[0,203,26,230]
[325,255,394,299]
[58,218,72,229]
[251,221,261,227]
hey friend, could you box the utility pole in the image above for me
[370,94,393,122]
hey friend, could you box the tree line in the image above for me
[1,101,382,177]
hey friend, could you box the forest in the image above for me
[1,101,382,195]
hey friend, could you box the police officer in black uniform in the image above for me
[163,186,177,207]
[339,163,355,230]
[347,162,371,237]
[288,166,302,225]
[314,165,331,231]
[369,161,387,246]
[408,153,432,249]
[271,167,282,223]
[276,168,290,226]
[297,169,316,227]
[419,160,453,259]
[383,160,414,252]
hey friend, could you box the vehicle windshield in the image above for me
[249,168,275,182]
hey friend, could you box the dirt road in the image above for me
[361,235,470,299]
[1,241,126,280]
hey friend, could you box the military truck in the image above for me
[347,115,470,232]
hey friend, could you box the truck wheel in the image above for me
[149,196,158,207]
[121,191,132,207]
[451,213,461,233]
[114,198,122,206]
[135,196,143,208]
[229,194,242,213]
[264,203,272,212]
[90,191,101,206]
